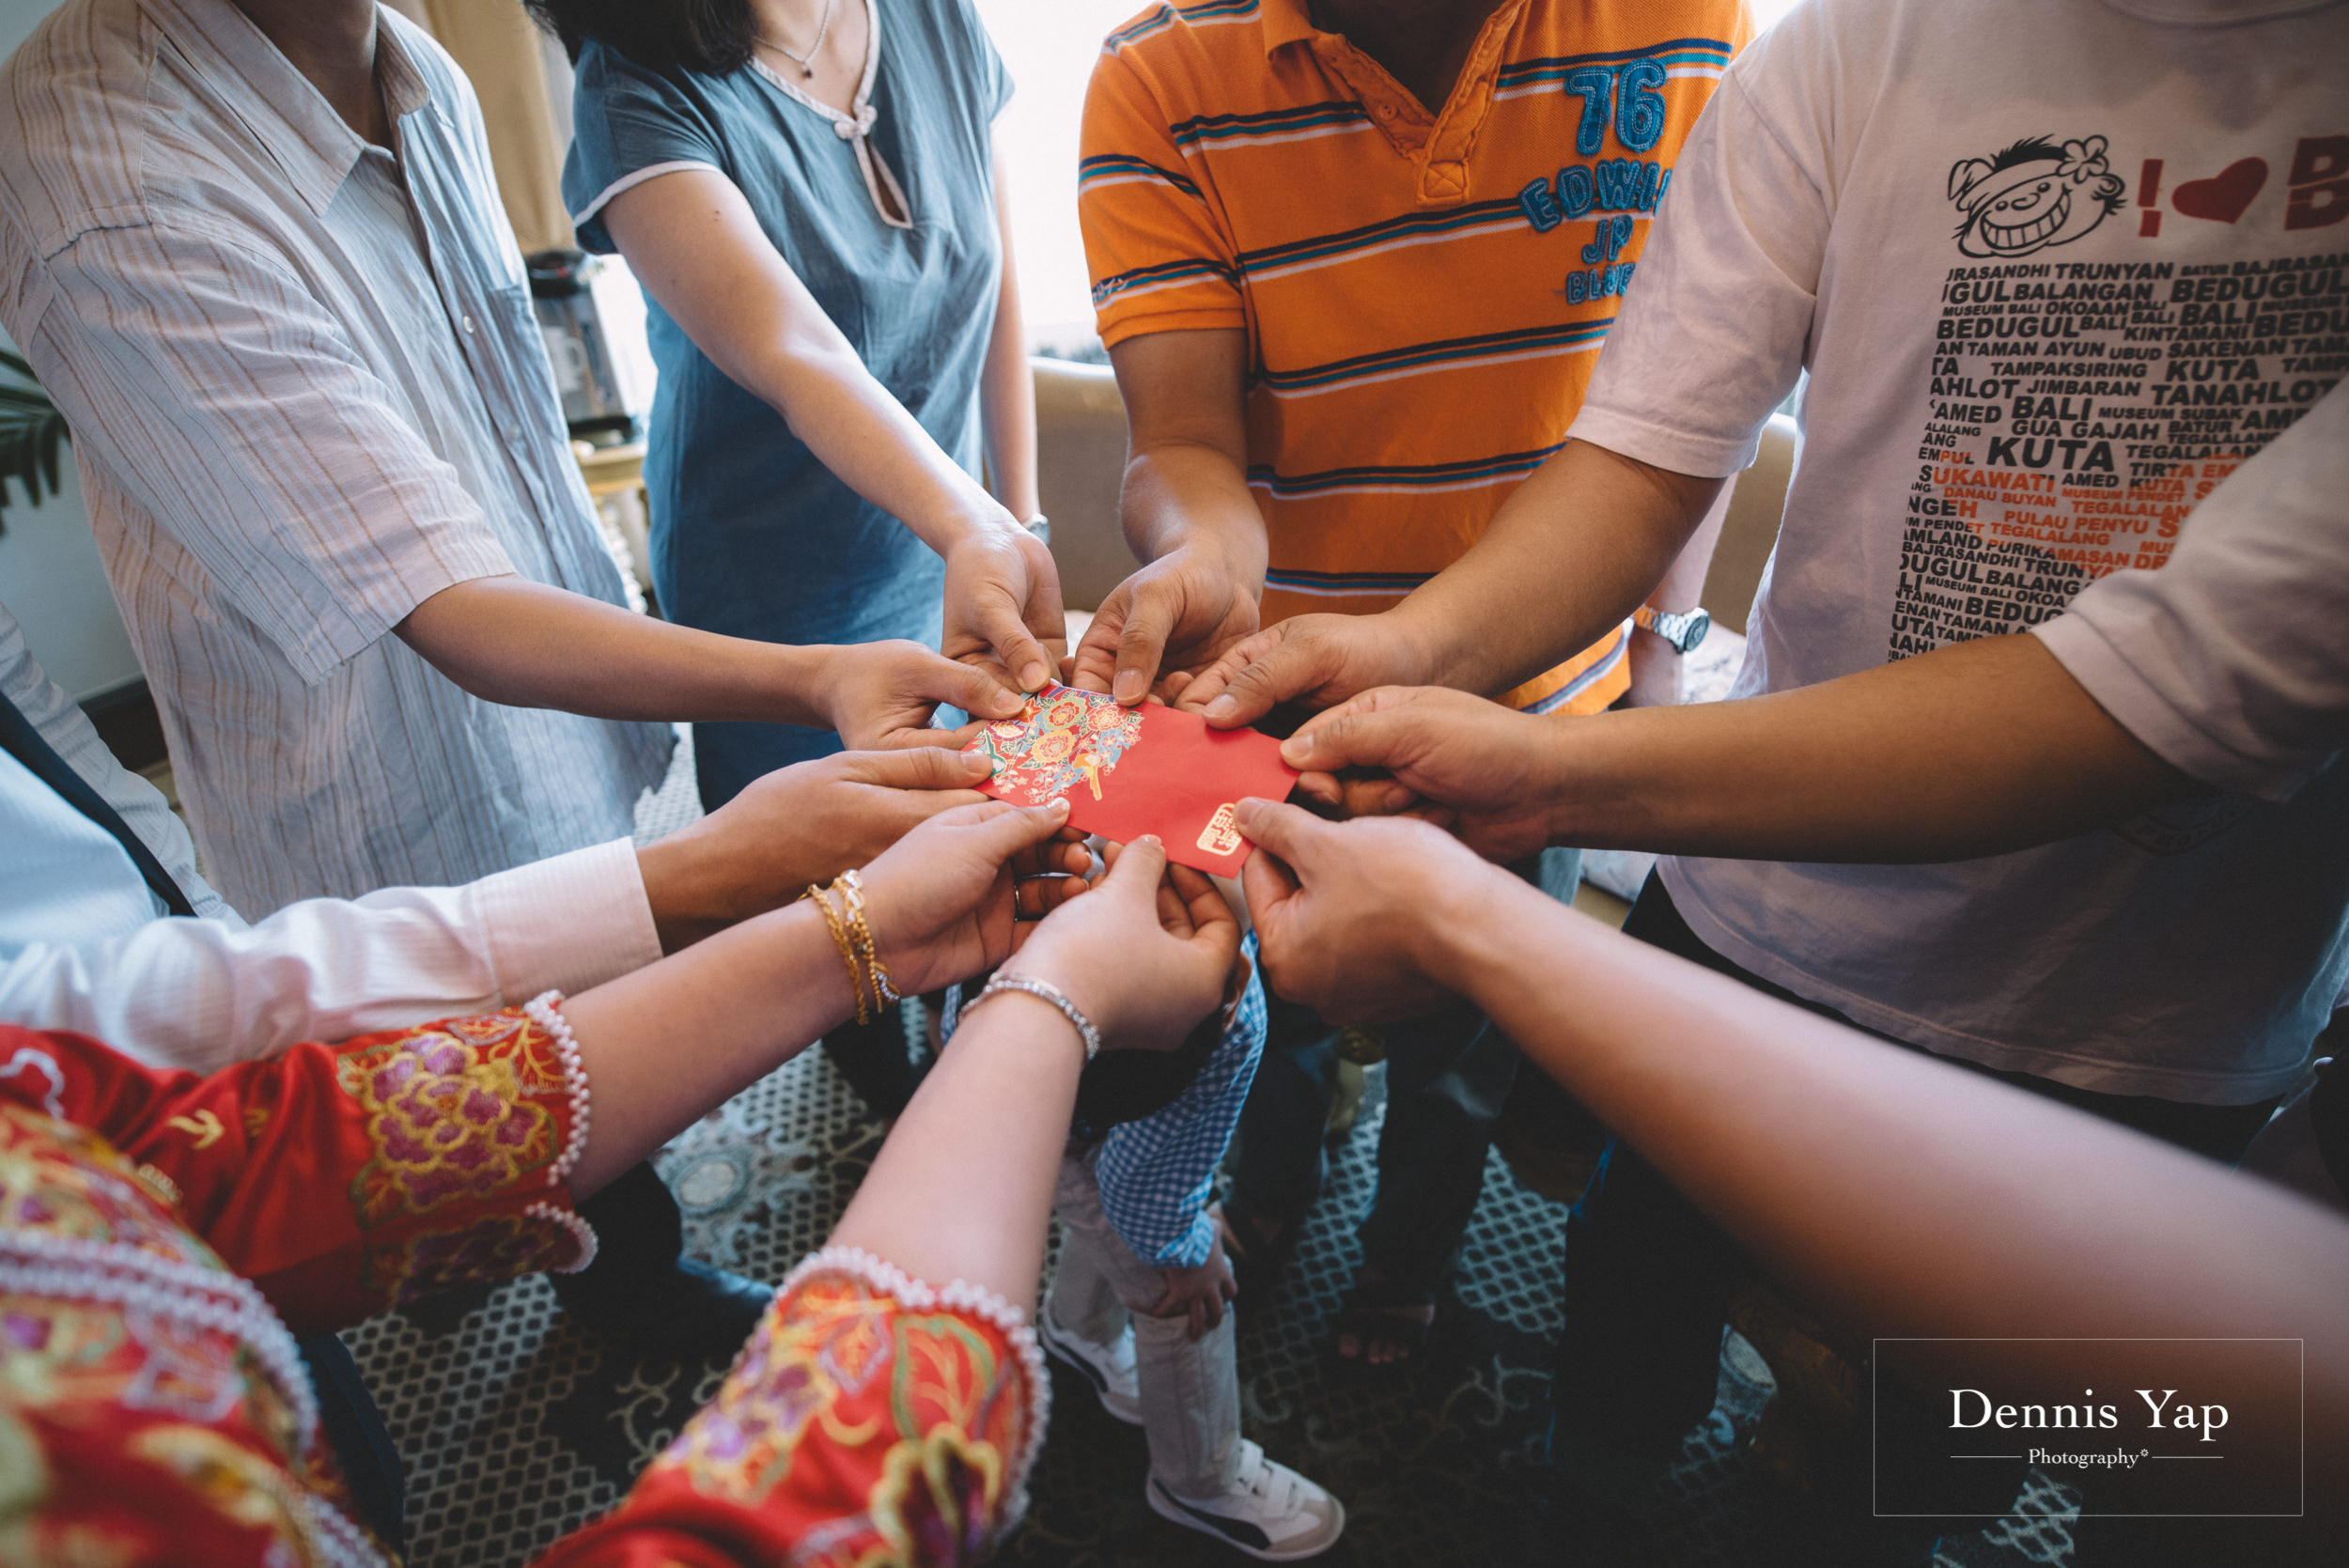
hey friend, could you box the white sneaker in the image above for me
[1037,1307,1143,1425]
[1147,1439,1346,1560]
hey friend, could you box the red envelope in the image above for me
[964,682,1299,876]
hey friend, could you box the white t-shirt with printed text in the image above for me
[1567,0,2349,1102]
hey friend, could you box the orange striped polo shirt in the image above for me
[1081,0,1750,713]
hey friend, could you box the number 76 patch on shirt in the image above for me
[964,683,1299,876]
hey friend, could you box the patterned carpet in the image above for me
[341,732,2084,1565]
[344,1040,2083,1567]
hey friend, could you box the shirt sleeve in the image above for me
[2032,384,2349,803]
[3,1006,592,1332]
[1079,47,1246,347]
[1094,943,1266,1268]
[30,222,517,684]
[0,839,661,1074]
[1564,23,1829,478]
[563,42,730,252]
[537,1253,1041,1567]
[954,0,1015,120]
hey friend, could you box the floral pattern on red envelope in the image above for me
[962,683,1299,876]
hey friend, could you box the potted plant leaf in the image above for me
[0,349,70,536]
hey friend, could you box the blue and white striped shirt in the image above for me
[0,0,671,914]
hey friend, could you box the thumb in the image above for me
[1098,833,1169,900]
[960,797,1074,867]
[1233,798,1330,867]
[936,650,1026,720]
[842,745,995,791]
[1279,703,1405,774]
[1067,595,1126,693]
[1200,637,1309,728]
[1112,589,1178,707]
[973,595,1055,696]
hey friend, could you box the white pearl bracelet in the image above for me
[963,972,1101,1062]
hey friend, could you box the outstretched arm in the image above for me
[1069,329,1268,705]
[1238,804,2349,1545]
[1277,633,2191,865]
[397,575,1023,746]
[1179,440,1721,727]
[1277,383,2349,862]
[539,840,1241,1568]
[0,749,999,1067]
[599,168,1062,693]
[981,147,1042,527]
[829,836,1240,1305]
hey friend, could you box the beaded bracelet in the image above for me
[962,971,1102,1062]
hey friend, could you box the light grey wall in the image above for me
[0,0,143,702]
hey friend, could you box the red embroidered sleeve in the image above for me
[0,1069,389,1565]
[0,1001,592,1335]
[537,1249,1048,1568]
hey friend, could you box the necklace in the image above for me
[765,0,838,78]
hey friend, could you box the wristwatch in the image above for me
[1632,603,1711,654]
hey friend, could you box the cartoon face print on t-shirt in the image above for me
[1947,134,2127,257]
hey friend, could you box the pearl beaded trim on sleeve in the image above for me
[0,1232,390,1565]
[522,991,591,1188]
[0,1230,318,1448]
[779,1244,1051,1520]
[525,1200,599,1274]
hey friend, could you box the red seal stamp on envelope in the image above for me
[1197,804,1244,859]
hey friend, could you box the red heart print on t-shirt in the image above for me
[2171,158,2267,223]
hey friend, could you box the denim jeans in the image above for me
[1230,847,1580,1295]
[1555,871,2283,1479]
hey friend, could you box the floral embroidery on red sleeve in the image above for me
[0,1008,596,1330]
[537,1250,1049,1568]
[335,1010,568,1226]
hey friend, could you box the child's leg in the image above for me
[1049,1151,1133,1343]
[1054,1151,1244,1496]
[1132,1296,1243,1498]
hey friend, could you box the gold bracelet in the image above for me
[836,869,901,1014]
[802,881,869,1026]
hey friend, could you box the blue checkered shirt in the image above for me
[947,936,1265,1270]
[1094,939,1266,1268]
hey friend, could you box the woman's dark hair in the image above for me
[522,0,758,75]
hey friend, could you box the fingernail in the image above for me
[1205,696,1237,721]
[1020,662,1048,691]
[1140,834,1161,847]
[1113,671,1143,705]
[1050,798,1070,815]
[1279,737,1310,764]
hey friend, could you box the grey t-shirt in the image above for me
[1567,0,2349,1102]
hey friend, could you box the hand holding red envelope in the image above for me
[963,682,1299,876]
